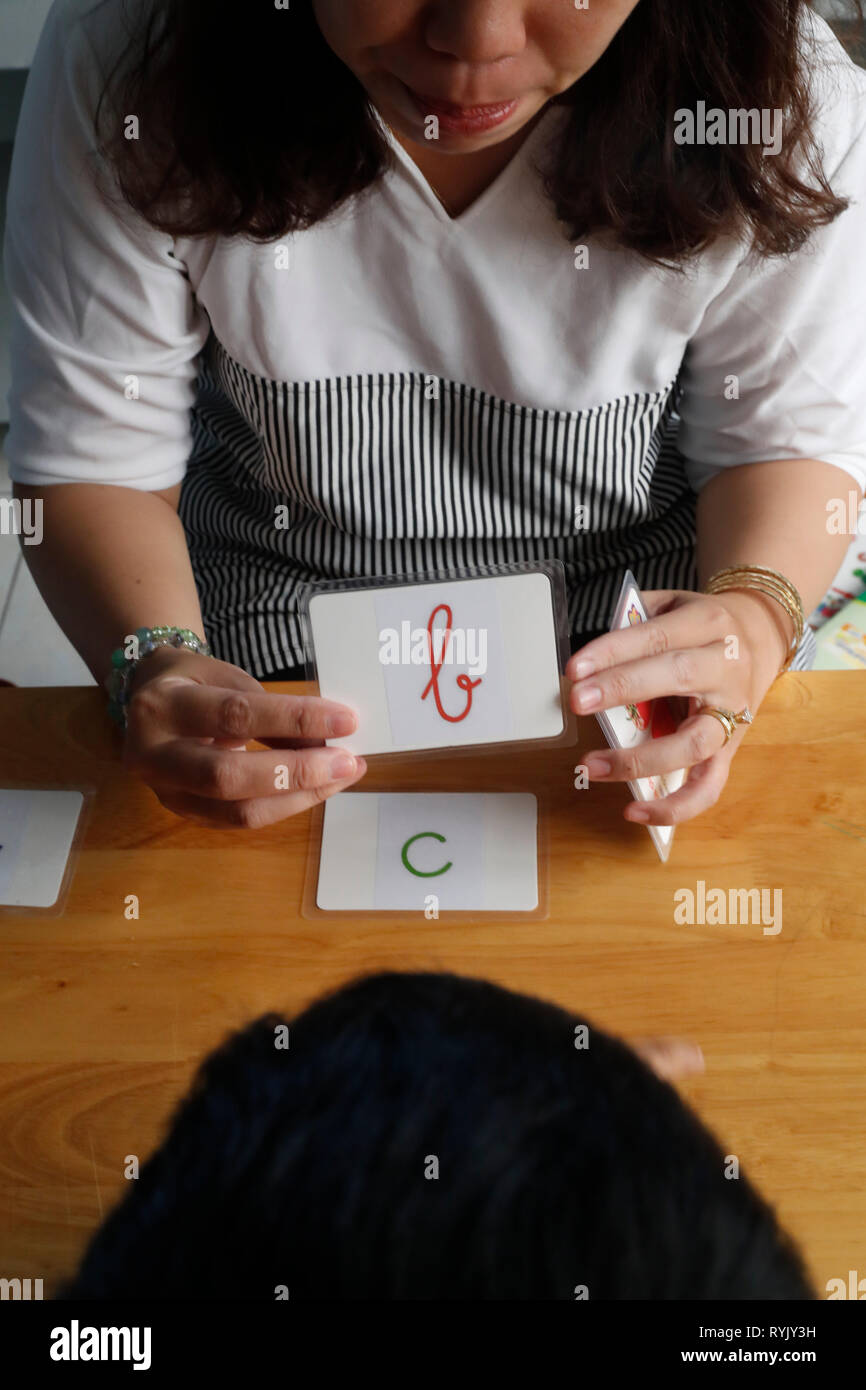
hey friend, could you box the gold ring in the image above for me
[699,705,754,745]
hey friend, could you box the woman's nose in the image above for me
[422,0,528,67]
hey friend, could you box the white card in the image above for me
[595,573,687,861]
[316,793,538,911]
[308,573,564,755]
[0,789,85,909]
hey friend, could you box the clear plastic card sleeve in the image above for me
[0,783,94,918]
[297,560,577,764]
[301,784,550,922]
[593,570,684,863]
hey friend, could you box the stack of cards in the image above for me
[594,571,687,862]
[306,570,567,756]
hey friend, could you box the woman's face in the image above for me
[312,0,641,151]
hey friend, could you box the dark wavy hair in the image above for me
[94,0,863,264]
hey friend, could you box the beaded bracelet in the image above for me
[107,626,212,727]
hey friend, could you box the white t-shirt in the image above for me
[5,0,866,674]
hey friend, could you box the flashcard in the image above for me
[307,572,565,756]
[316,793,538,911]
[0,789,85,909]
[595,572,687,862]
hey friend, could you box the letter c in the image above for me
[401,831,452,878]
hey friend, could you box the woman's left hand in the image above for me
[565,588,792,827]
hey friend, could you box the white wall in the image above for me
[0,0,55,69]
[813,0,859,17]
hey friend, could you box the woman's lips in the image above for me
[404,83,520,134]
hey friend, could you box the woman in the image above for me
[6,0,866,829]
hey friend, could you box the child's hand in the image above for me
[631,1036,705,1081]
[121,648,365,827]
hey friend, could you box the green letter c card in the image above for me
[316,793,538,912]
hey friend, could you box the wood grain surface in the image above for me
[0,674,864,1296]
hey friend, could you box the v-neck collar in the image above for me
[372,100,566,231]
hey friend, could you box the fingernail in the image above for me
[328,711,357,737]
[584,756,611,778]
[330,753,357,779]
[575,685,602,713]
[574,658,595,679]
[628,807,650,823]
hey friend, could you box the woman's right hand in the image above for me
[121,647,366,827]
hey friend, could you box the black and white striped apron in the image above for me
[179,332,815,678]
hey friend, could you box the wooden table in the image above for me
[1,675,864,1296]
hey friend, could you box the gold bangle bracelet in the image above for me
[704,565,805,674]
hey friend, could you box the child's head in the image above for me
[62,971,812,1300]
